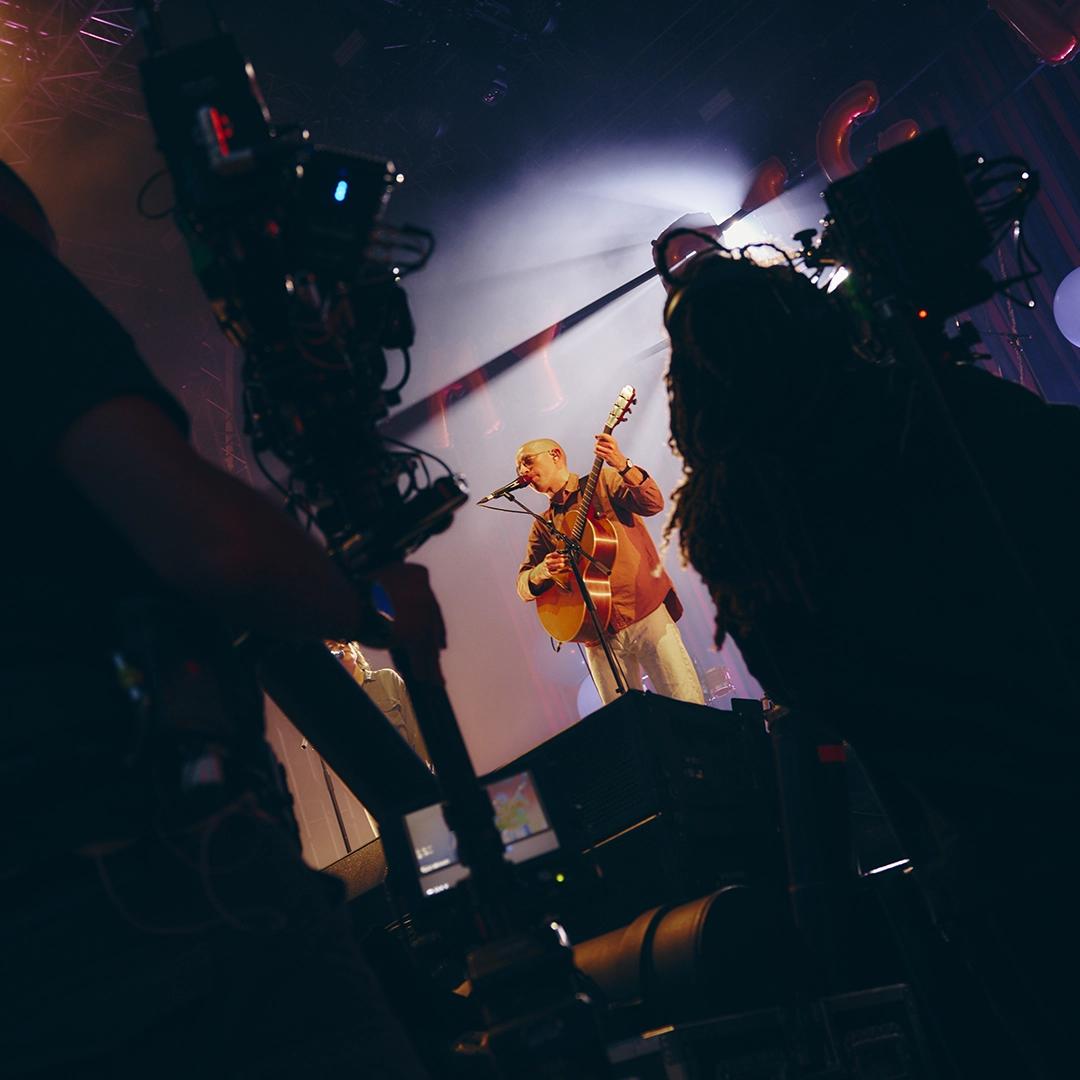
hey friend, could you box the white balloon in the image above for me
[1053,267,1080,348]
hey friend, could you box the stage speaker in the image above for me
[483,692,784,937]
[323,836,387,900]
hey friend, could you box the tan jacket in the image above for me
[516,467,682,632]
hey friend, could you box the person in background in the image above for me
[328,640,431,765]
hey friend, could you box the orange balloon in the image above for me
[740,156,788,214]
[817,80,880,183]
[876,119,921,153]
[989,0,1079,65]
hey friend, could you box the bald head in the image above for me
[515,438,569,497]
[515,438,562,467]
[0,162,57,253]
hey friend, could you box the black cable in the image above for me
[736,240,799,271]
[1000,291,1035,307]
[656,231,803,292]
[396,456,420,499]
[477,502,536,515]
[985,172,1041,311]
[391,448,431,490]
[654,227,725,287]
[397,225,436,273]
[385,347,412,395]
[286,477,318,533]
[136,169,174,220]
[1017,222,1043,284]
[364,226,436,278]
[961,154,1042,313]
[252,444,292,505]
[383,435,455,476]
[242,383,294,508]
[413,451,433,487]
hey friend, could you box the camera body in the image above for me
[139,33,465,574]
[821,128,996,320]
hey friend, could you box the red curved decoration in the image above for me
[817,80,880,183]
[876,119,921,153]
[989,0,1080,66]
[740,156,789,214]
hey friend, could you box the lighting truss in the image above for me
[0,0,142,164]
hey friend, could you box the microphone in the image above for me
[476,476,529,505]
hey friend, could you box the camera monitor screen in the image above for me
[405,770,559,896]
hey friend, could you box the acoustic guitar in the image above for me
[536,385,637,644]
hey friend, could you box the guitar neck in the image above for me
[569,383,636,542]
[572,449,607,542]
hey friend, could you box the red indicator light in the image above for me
[208,107,234,158]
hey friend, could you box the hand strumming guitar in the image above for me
[529,550,571,587]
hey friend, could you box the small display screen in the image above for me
[405,770,559,896]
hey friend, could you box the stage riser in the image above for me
[483,691,786,936]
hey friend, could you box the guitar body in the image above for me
[536,509,619,644]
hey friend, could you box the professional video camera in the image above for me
[655,127,1039,364]
[137,24,466,578]
[801,126,1040,349]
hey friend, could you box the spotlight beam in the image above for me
[382,266,658,438]
[463,242,651,287]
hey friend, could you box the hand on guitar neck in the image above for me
[592,431,635,479]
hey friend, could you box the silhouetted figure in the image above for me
[663,249,1080,1077]
[0,162,428,1078]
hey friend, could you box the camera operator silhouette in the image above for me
[661,245,1080,1078]
[0,161,430,1078]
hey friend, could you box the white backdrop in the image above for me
[341,141,837,775]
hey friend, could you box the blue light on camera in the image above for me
[333,179,349,203]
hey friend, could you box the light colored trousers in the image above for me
[585,603,706,706]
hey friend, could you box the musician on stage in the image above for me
[662,247,1080,1077]
[514,434,705,705]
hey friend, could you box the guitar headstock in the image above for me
[603,384,637,434]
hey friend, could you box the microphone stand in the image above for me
[502,490,629,696]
